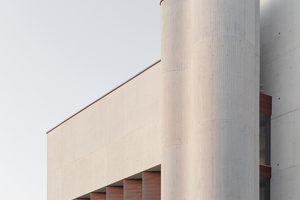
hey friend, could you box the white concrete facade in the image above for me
[260,0,300,199]
[161,0,259,199]
[47,0,300,199]
[47,63,162,200]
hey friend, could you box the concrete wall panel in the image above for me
[90,147,108,191]
[271,109,300,173]
[47,169,62,200]
[62,154,92,199]
[261,47,300,118]
[260,0,300,199]
[47,62,162,200]
[47,126,62,174]
[271,165,300,200]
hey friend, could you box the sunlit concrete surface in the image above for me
[48,62,162,200]
[161,0,259,199]
[47,0,300,199]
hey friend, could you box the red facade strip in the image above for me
[142,172,161,200]
[260,93,272,115]
[260,165,272,178]
[91,192,106,200]
[106,187,124,200]
[124,179,142,200]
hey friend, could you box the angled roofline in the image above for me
[46,59,161,134]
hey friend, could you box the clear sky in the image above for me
[0,1,160,199]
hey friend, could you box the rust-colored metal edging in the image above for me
[260,165,271,179]
[260,93,272,115]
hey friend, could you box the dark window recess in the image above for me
[259,93,272,200]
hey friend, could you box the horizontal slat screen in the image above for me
[142,172,161,200]
[260,165,271,178]
[91,192,106,200]
[124,179,142,200]
[106,186,123,200]
[260,93,272,115]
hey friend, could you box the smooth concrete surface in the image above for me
[47,62,162,200]
[161,0,192,198]
[271,165,300,200]
[271,109,300,173]
[260,0,300,199]
[254,0,260,197]
[48,0,266,199]
[161,0,259,199]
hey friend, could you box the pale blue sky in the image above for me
[0,1,160,199]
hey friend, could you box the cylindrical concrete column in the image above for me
[161,0,259,199]
[161,0,192,199]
